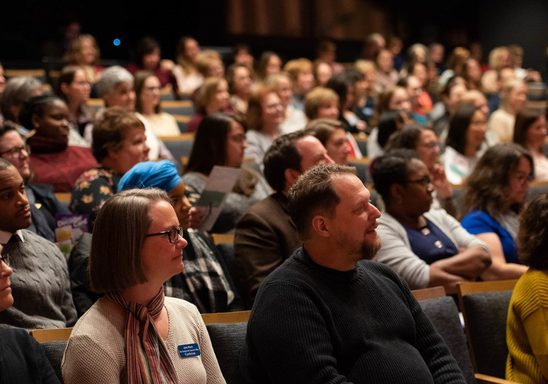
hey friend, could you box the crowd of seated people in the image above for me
[0,31,547,383]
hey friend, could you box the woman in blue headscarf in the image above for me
[69,160,242,315]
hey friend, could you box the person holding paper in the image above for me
[183,113,271,233]
[62,189,225,383]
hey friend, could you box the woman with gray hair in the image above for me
[0,76,43,131]
[89,65,173,161]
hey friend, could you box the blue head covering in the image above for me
[118,160,182,193]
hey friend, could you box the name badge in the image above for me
[178,343,201,358]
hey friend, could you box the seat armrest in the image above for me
[474,373,521,384]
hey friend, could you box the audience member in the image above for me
[0,159,76,328]
[306,118,350,165]
[127,36,178,96]
[95,65,173,161]
[0,251,60,383]
[227,63,253,117]
[386,125,457,216]
[0,77,43,130]
[118,160,242,313]
[461,143,531,279]
[513,108,548,181]
[304,87,339,121]
[370,151,490,291]
[283,58,314,112]
[488,79,528,144]
[0,123,69,242]
[241,163,467,383]
[244,85,285,166]
[173,36,203,94]
[55,65,93,146]
[187,77,230,133]
[443,104,488,185]
[183,113,271,233]
[70,107,149,224]
[264,72,307,134]
[22,95,98,192]
[234,131,333,307]
[256,51,282,81]
[134,71,180,136]
[64,34,103,89]
[62,189,225,383]
[506,192,548,383]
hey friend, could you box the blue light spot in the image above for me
[113,38,121,47]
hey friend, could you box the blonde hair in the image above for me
[304,87,339,120]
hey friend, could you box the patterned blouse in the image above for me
[70,167,121,226]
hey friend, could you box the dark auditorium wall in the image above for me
[0,0,546,77]
[478,0,548,79]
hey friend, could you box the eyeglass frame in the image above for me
[145,226,184,244]
[0,143,31,157]
[405,176,432,187]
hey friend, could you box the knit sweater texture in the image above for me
[506,269,548,383]
[240,247,466,384]
[62,296,226,384]
[0,230,77,328]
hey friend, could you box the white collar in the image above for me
[0,229,24,245]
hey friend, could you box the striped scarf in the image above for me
[108,289,177,384]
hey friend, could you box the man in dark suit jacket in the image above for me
[235,131,334,307]
[0,124,69,242]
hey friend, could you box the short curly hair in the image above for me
[517,193,548,269]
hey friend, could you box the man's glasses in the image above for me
[406,176,432,187]
[145,226,184,244]
[0,144,31,157]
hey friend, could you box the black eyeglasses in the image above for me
[145,227,184,244]
[0,144,31,157]
[406,176,432,187]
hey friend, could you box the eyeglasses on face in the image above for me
[145,226,184,244]
[420,141,439,149]
[406,176,432,187]
[0,144,31,157]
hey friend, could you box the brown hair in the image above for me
[246,84,278,132]
[90,188,171,293]
[461,143,533,218]
[288,163,355,239]
[92,107,145,162]
[134,71,161,114]
[517,193,548,269]
[304,87,339,120]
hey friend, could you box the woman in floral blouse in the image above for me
[70,107,149,225]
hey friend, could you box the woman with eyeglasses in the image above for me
[183,113,271,233]
[0,252,60,383]
[387,125,457,217]
[370,150,491,292]
[443,104,488,185]
[460,143,531,280]
[134,71,180,137]
[62,188,225,383]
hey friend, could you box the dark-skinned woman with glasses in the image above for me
[386,124,458,217]
[370,150,491,294]
[62,188,226,383]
